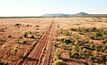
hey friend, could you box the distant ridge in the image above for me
[42,12,107,16]
[42,13,70,16]
[72,12,89,16]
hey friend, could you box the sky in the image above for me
[0,0,107,16]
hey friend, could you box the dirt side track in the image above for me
[17,21,54,65]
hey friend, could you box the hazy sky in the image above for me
[0,0,107,16]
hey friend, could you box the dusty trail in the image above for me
[17,21,55,65]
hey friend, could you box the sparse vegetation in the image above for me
[57,29,71,36]
[55,27,107,65]
[11,47,18,55]
[17,31,42,45]
[15,23,32,28]
[8,35,11,38]
[1,17,107,65]
[0,60,8,65]
[15,23,21,28]
[54,48,61,60]
[0,28,5,32]
[53,60,66,65]
[71,27,107,40]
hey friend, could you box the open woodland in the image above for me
[0,17,107,65]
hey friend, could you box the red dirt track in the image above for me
[17,21,54,65]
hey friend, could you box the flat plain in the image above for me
[0,17,107,65]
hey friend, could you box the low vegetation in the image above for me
[53,60,66,65]
[54,27,107,65]
[54,48,61,60]
[0,60,8,65]
[17,31,42,45]
[15,23,32,28]
[53,49,66,65]
[11,47,18,55]
[0,28,5,32]
[71,27,107,40]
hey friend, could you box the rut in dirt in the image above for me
[17,21,55,65]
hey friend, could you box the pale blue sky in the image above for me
[0,0,107,16]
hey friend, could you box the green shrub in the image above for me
[8,35,11,38]
[90,32,106,40]
[11,47,18,55]
[35,25,39,27]
[62,30,71,36]
[24,33,28,38]
[64,39,71,45]
[103,39,107,44]
[17,38,25,44]
[70,45,78,57]
[86,62,94,65]
[54,49,61,60]
[15,23,21,26]
[60,38,72,45]
[0,60,8,65]
[0,28,5,32]
[15,23,21,28]
[53,60,66,65]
